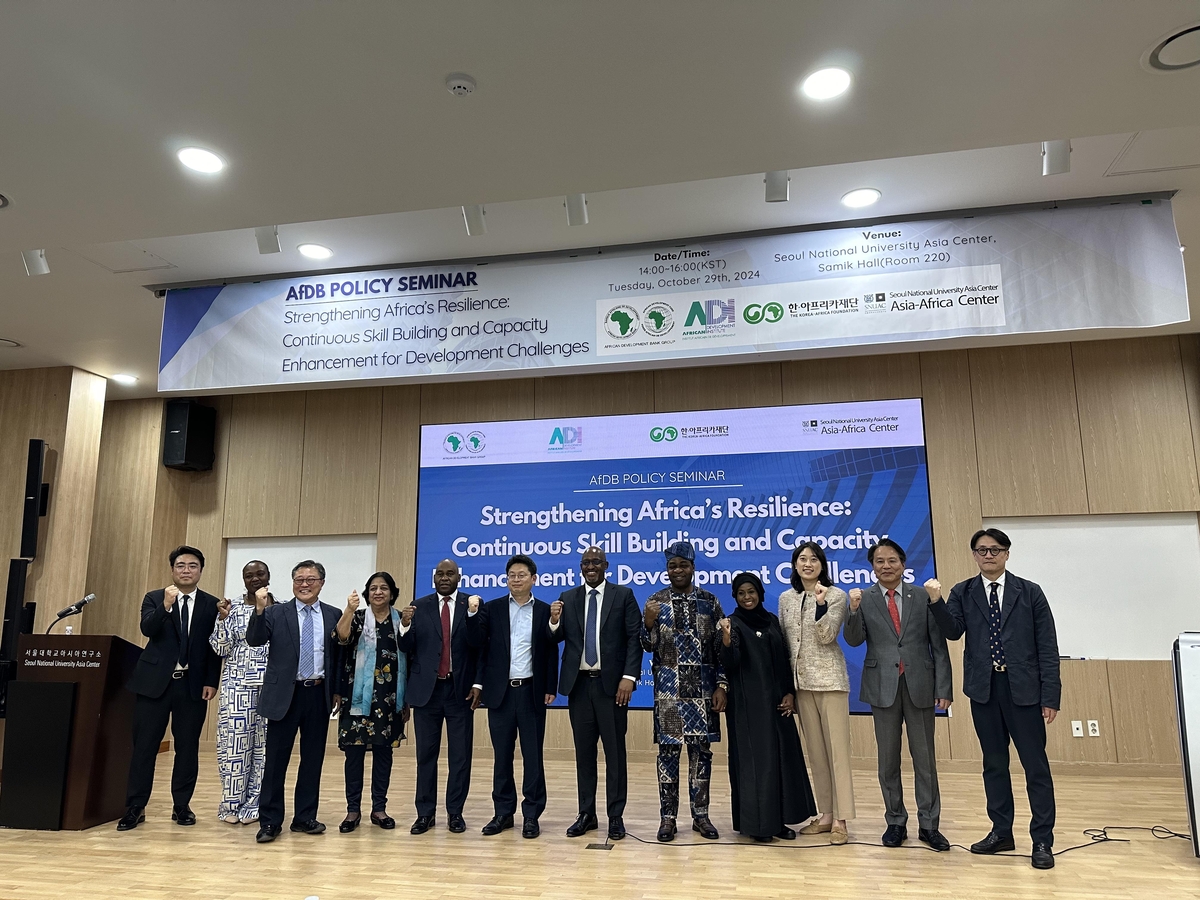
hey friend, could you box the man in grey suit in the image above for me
[844,538,952,851]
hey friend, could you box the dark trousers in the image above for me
[488,682,547,820]
[871,674,940,830]
[344,744,393,814]
[260,683,330,828]
[125,676,208,809]
[971,670,1056,846]
[568,673,628,819]
[413,678,474,817]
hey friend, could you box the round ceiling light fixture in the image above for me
[110,373,138,385]
[841,187,881,209]
[177,146,226,173]
[1143,23,1200,70]
[0,193,9,209]
[801,67,852,100]
[297,243,333,260]
[0,338,22,349]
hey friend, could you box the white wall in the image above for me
[222,533,378,608]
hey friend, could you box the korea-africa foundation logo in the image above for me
[443,432,466,453]
[641,301,675,336]
[649,426,679,442]
[864,292,887,313]
[465,431,486,453]
[604,305,640,339]
[743,301,784,325]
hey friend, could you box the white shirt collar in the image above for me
[983,572,1006,594]
[583,580,606,599]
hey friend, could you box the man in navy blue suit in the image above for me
[398,559,481,835]
[246,559,343,844]
[466,554,559,839]
[927,528,1061,870]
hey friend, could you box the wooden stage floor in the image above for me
[0,753,1195,899]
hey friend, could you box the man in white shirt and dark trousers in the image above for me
[549,546,642,841]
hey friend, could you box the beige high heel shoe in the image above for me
[799,818,833,835]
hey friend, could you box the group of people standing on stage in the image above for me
[113,526,1062,869]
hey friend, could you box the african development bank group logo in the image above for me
[605,305,640,339]
[642,302,674,336]
[444,431,485,454]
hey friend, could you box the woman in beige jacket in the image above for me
[777,541,854,844]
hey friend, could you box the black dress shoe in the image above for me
[482,814,514,835]
[753,835,774,843]
[608,817,626,841]
[882,824,908,847]
[290,819,326,835]
[411,815,435,834]
[370,812,395,829]
[692,817,719,840]
[919,828,950,851]
[566,812,599,838]
[657,818,677,842]
[522,817,540,838]
[171,806,196,826]
[339,814,360,833]
[776,826,797,841]
[116,807,145,831]
[255,824,281,843]
[1031,842,1055,869]
[970,831,1016,854]
[448,813,466,833]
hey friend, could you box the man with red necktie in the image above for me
[845,538,953,853]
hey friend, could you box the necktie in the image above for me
[438,597,452,678]
[886,589,903,674]
[988,582,1007,667]
[585,589,599,667]
[178,596,190,667]
[298,603,313,679]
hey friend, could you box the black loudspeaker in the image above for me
[163,399,217,471]
[20,439,51,559]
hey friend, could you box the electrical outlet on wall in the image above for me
[1071,720,1084,737]
[1087,719,1100,737]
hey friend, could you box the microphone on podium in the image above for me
[48,594,95,631]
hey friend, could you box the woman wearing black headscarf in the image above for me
[718,572,816,841]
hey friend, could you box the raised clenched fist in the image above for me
[924,578,942,602]
[217,598,232,620]
[468,594,481,613]
[255,587,270,611]
[644,599,661,628]
[549,600,563,624]
[400,605,416,627]
[163,585,180,610]
[848,588,863,612]
[345,590,361,615]
[814,583,828,605]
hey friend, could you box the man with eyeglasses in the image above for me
[926,528,1061,870]
[246,559,342,843]
[466,554,559,839]
[549,546,642,841]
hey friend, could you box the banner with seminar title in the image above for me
[414,398,933,712]
[158,199,1188,392]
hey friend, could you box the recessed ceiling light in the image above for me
[297,243,333,260]
[177,147,226,173]
[1144,23,1200,70]
[801,67,852,100]
[841,188,881,208]
[0,338,22,349]
[110,373,138,385]
[0,193,9,209]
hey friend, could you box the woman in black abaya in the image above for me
[719,572,816,841]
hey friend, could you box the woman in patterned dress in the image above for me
[333,571,409,832]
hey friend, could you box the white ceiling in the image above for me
[2,1,1199,396]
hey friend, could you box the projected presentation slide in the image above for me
[415,398,933,711]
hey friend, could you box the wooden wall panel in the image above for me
[781,353,922,405]
[654,362,782,412]
[145,466,191,594]
[419,378,536,425]
[377,386,421,596]
[1107,660,1180,765]
[535,370,655,419]
[1044,660,1117,763]
[1180,334,1200,492]
[969,344,1088,517]
[186,397,232,596]
[299,387,383,535]
[222,392,306,537]
[1073,337,1200,513]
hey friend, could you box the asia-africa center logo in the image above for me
[605,305,640,339]
[650,426,678,442]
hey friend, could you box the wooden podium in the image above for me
[0,634,141,830]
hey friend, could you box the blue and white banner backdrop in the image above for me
[159,199,1188,392]
[414,399,933,711]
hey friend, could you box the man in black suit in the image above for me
[466,553,559,839]
[246,559,343,844]
[927,528,1061,870]
[549,546,641,841]
[397,558,482,835]
[117,545,221,831]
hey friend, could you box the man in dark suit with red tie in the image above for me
[928,528,1061,870]
[398,559,481,835]
[549,546,642,841]
[118,545,221,831]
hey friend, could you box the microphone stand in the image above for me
[45,607,82,634]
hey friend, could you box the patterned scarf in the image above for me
[350,607,406,716]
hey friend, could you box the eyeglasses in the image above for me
[292,576,323,585]
[507,571,532,581]
[972,547,1007,557]
[580,558,606,567]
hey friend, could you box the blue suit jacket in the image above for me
[465,596,559,708]
[246,598,342,721]
[930,572,1061,709]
